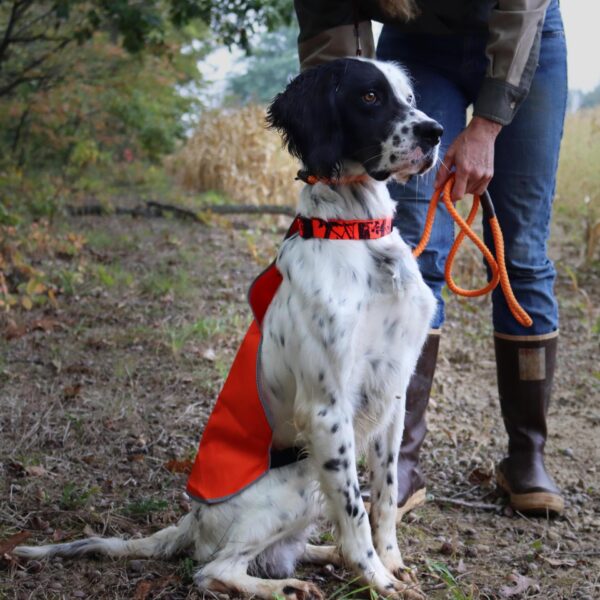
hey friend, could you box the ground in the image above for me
[1,202,599,600]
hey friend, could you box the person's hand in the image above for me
[434,116,503,201]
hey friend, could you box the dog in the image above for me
[15,58,441,599]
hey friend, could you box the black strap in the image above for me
[481,190,496,218]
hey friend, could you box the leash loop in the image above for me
[413,175,533,328]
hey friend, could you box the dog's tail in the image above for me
[13,513,194,561]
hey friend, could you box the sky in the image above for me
[555,0,600,92]
[200,1,600,100]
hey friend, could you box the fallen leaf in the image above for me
[4,319,28,340]
[63,384,82,400]
[133,575,179,600]
[24,465,47,477]
[165,459,193,474]
[47,288,58,308]
[30,318,61,333]
[0,531,30,556]
[52,529,70,543]
[500,572,540,598]
[128,453,145,462]
[468,466,494,486]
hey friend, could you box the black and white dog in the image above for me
[15,58,441,600]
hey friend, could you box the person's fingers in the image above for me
[467,167,493,196]
[472,177,490,196]
[451,166,469,201]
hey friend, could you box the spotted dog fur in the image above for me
[15,58,441,600]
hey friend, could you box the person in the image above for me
[292,0,567,516]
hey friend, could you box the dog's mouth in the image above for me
[388,145,438,182]
[363,140,439,182]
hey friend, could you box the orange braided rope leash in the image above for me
[413,175,533,328]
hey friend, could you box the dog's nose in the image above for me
[413,120,444,145]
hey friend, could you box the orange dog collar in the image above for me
[297,216,393,240]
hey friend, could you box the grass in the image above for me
[426,560,474,600]
[556,107,600,264]
[140,267,192,299]
[85,229,139,252]
[92,263,135,289]
[123,498,169,519]
[166,104,301,207]
[60,483,100,511]
[165,316,225,356]
[556,107,600,217]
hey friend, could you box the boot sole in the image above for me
[397,487,427,523]
[363,488,427,524]
[496,469,564,516]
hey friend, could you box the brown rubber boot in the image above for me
[494,332,564,516]
[395,331,440,521]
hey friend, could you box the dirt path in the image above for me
[1,210,599,599]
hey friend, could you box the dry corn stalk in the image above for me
[166,104,301,207]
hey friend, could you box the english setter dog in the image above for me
[15,58,441,599]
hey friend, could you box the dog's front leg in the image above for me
[368,409,412,579]
[307,398,415,597]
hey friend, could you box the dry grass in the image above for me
[557,106,600,213]
[556,107,600,263]
[166,104,300,207]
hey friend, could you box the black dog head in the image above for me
[267,58,442,181]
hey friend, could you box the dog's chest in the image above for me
[261,229,434,447]
[274,231,427,374]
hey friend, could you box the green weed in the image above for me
[427,560,473,600]
[93,263,134,289]
[85,229,138,252]
[178,557,196,584]
[124,498,169,518]
[60,483,99,510]
[166,316,224,356]
[140,268,190,298]
[327,577,375,600]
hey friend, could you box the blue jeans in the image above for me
[377,0,567,335]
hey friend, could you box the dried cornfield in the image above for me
[166,104,301,207]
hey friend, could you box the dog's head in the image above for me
[267,58,442,182]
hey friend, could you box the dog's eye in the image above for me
[406,94,414,105]
[362,91,378,104]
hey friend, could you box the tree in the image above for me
[0,0,294,100]
[0,0,294,168]
[226,26,298,105]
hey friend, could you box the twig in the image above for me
[433,496,500,511]
[551,550,600,558]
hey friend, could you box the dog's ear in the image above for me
[267,64,344,178]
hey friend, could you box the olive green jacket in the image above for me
[294,0,553,125]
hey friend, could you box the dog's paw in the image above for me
[381,555,420,588]
[378,545,406,576]
[372,573,424,600]
[280,581,324,600]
